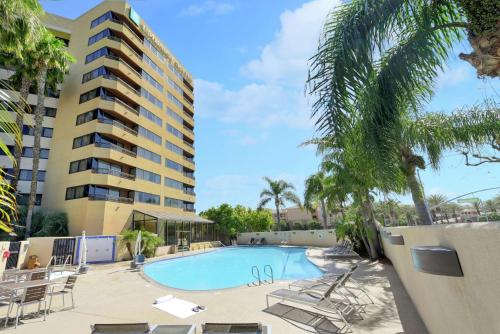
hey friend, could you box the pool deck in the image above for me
[7,247,428,333]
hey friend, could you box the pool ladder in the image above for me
[247,265,274,287]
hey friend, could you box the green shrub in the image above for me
[120,229,164,258]
[11,207,68,240]
[308,220,323,230]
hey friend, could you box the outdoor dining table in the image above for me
[2,268,47,282]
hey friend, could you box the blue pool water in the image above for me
[143,246,323,290]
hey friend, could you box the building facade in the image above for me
[1,1,199,237]
[272,206,335,228]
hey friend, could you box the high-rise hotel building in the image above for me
[0,1,204,237]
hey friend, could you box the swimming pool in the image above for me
[143,246,323,290]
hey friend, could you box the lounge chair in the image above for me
[264,302,350,333]
[288,265,359,290]
[249,238,255,245]
[266,274,355,323]
[91,323,196,334]
[323,242,359,258]
[260,238,266,245]
[254,238,262,245]
[29,270,47,281]
[202,322,270,334]
[48,275,77,311]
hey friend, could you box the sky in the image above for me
[41,0,500,211]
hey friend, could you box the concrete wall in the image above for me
[381,222,500,334]
[237,229,337,247]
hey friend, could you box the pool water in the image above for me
[143,246,323,290]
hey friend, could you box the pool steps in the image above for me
[247,265,274,287]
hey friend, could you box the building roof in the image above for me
[134,210,214,224]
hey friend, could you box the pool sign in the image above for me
[129,7,140,26]
[457,197,480,204]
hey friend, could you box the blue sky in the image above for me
[42,0,500,210]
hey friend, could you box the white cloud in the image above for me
[437,62,473,88]
[242,0,335,85]
[181,1,236,16]
[195,0,339,129]
[195,79,312,129]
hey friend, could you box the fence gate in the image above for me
[52,238,76,265]
[6,242,21,269]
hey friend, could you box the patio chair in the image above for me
[29,270,47,281]
[263,302,350,333]
[266,273,355,322]
[202,322,269,334]
[48,275,77,311]
[7,284,49,328]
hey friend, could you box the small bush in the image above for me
[120,229,164,258]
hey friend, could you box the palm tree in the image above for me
[258,177,301,230]
[304,171,329,228]
[25,31,75,237]
[483,200,497,213]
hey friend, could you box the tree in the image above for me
[304,171,329,228]
[120,229,163,258]
[483,200,497,213]
[258,177,301,230]
[25,30,75,237]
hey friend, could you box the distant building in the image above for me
[272,206,336,228]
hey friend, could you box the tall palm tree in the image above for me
[258,177,301,230]
[25,31,75,237]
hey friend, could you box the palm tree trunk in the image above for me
[406,171,433,225]
[360,193,380,260]
[320,198,328,228]
[25,66,46,238]
[275,199,281,231]
[10,75,30,192]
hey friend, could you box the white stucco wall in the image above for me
[237,229,337,247]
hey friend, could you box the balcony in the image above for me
[183,140,194,149]
[183,125,194,135]
[107,36,142,64]
[97,117,137,136]
[101,95,139,115]
[184,208,196,212]
[183,172,195,180]
[183,156,195,164]
[101,73,140,96]
[183,189,196,196]
[89,193,134,204]
[104,54,141,79]
[91,168,136,181]
[95,142,137,157]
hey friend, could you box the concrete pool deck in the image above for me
[7,248,428,333]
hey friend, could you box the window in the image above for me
[79,88,102,104]
[22,125,53,138]
[166,141,183,156]
[22,147,50,159]
[167,77,183,95]
[17,194,42,206]
[44,107,57,117]
[167,107,183,125]
[133,168,161,184]
[142,70,163,92]
[164,197,183,208]
[141,88,163,109]
[69,158,92,173]
[168,63,184,81]
[167,92,183,110]
[18,170,46,182]
[143,53,163,76]
[167,124,183,139]
[76,110,98,125]
[139,106,162,127]
[85,47,109,64]
[90,11,114,28]
[135,191,160,205]
[88,28,111,46]
[165,159,183,172]
[144,38,165,62]
[136,146,161,164]
[65,185,89,200]
[73,133,95,149]
[165,177,183,190]
[82,66,108,83]
[138,126,161,145]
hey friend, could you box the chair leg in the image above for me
[62,293,65,308]
[4,302,12,328]
[43,301,47,321]
[14,304,21,329]
[48,293,53,312]
[71,291,74,309]
[37,301,41,315]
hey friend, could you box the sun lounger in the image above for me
[91,323,196,334]
[266,274,355,323]
[288,265,358,290]
[249,238,255,245]
[323,242,359,258]
[263,302,350,333]
[202,322,270,334]
[254,238,262,245]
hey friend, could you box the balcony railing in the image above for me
[102,74,140,96]
[183,140,194,148]
[89,193,134,204]
[183,172,195,180]
[101,95,139,115]
[105,55,142,78]
[183,189,196,196]
[183,156,195,164]
[107,36,142,61]
[183,125,194,135]
[184,208,196,212]
[95,141,137,157]
[91,168,136,180]
[109,18,144,43]
[97,117,138,136]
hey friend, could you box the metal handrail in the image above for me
[183,172,195,180]
[263,265,274,284]
[97,117,138,135]
[183,189,196,196]
[183,156,195,164]
[109,18,144,42]
[95,141,137,157]
[183,140,194,148]
[248,266,261,287]
[183,125,194,134]
[102,74,140,96]
[89,193,134,204]
[91,168,136,180]
[101,95,139,115]
[105,55,142,78]
[107,35,142,61]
